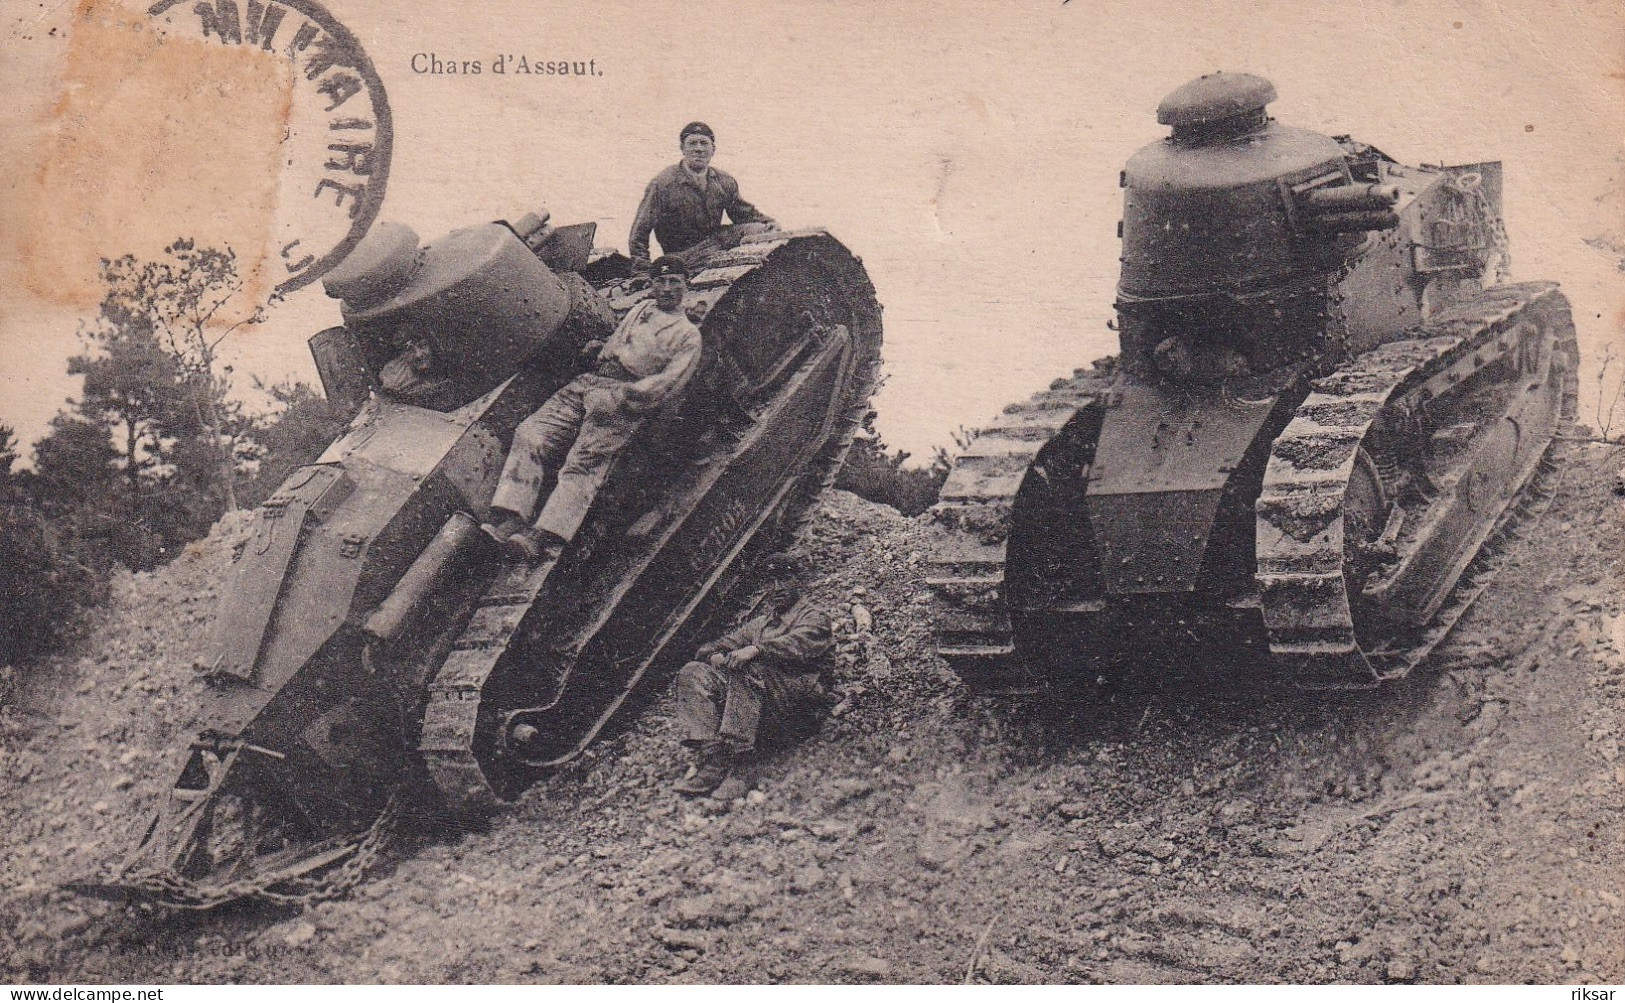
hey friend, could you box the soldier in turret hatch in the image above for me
[671,558,835,797]
[378,323,463,410]
[628,121,777,275]
[481,255,703,562]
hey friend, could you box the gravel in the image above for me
[3,447,1625,983]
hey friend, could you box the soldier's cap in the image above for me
[759,558,805,611]
[649,255,689,280]
[679,121,715,143]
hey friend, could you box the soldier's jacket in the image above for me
[628,163,772,262]
[695,600,833,675]
[593,298,703,412]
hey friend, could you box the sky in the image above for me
[3,0,1621,460]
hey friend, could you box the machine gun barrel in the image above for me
[1296,182,1401,233]
[1304,182,1400,212]
[1301,208,1400,233]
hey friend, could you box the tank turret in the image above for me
[1119,72,1405,389]
[308,219,611,416]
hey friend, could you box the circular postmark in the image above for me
[143,0,392,295]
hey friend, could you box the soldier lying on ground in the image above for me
[628,121,778,276]
[480,255,703,562]
[673,559,835,797]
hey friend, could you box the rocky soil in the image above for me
[3,448,1624,985]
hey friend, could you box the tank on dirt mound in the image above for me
[73,215,881,907]
[929,73,1577,693]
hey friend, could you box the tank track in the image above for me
[420,230,881,809]
[1257,282,1577,688]
[419,558,558,813]
[927,367,1117,690]
[612,227,881,538]
[789,342,882,534]
[725,235,882,539]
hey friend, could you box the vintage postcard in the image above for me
[2,0,1622,986]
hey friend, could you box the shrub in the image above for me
[834,413,952,517]
[0,502,108,670]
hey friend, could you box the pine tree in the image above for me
[68,311,191,489]
[94,239,269,512]
[0,425,18,502]
[31,240,269,569]
[30,412,143,568]
[1,420,108,666]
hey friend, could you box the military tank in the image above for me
[74,214,881,907]
[929,73,1577,693]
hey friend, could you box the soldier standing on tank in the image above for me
[481,255,702,562]
[672,560,835,797]
[628,121,777,275]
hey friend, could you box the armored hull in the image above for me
[79,224,881,907]
[929,74,1577,693]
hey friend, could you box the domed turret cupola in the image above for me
[1156,72,1278,146]
[323,222,424,312]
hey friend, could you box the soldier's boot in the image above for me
[480,510,528,546]
[674,741,734,797]
[508,526,566,564]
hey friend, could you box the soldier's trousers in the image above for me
[490,379,642,542]
[675,660,826,753]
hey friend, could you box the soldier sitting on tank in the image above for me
[481,255,703,562]
[628,121,777,276]
[672,557,835,797]
[377,323,464,411]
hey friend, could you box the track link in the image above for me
[1257,282,1578,687]
[419,558,558,812]
[927,368,1115,689]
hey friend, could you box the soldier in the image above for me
[481,255,702,562]
[672,561,835,797]
[628,121,777,275]
[378,324,463,410]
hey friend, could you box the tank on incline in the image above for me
[929,73,1577,693]
[74,212,881,907]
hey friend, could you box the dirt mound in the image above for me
[3,462,1625,983]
